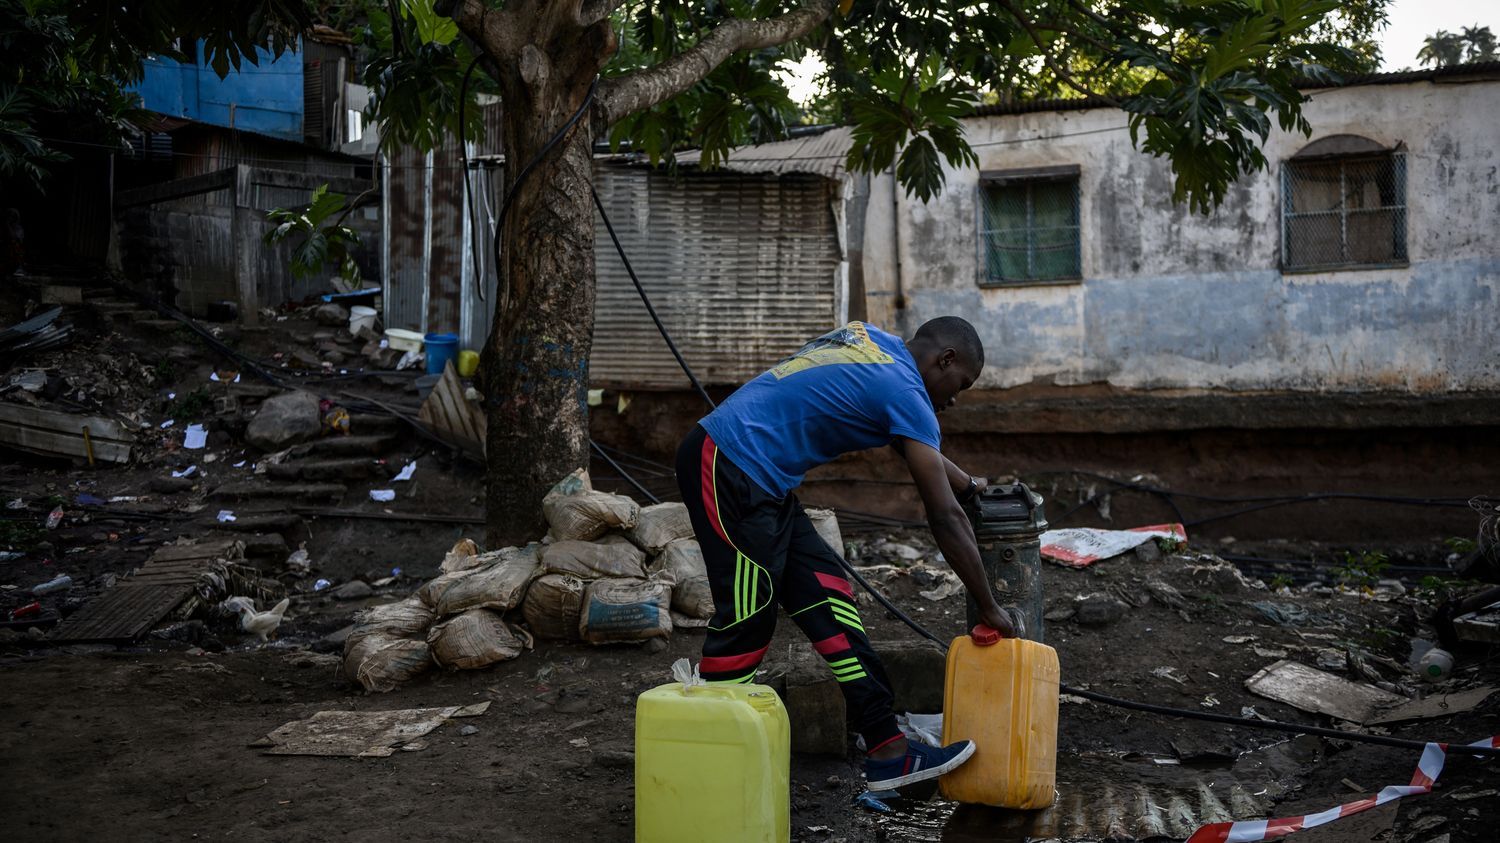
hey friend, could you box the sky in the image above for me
[1379,0,1498,70]
[778,1,1498,103]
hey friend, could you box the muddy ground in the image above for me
[2,295,1498,842]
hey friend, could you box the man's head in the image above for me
[907,316,984,413]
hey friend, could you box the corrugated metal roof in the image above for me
[674,126,853,180]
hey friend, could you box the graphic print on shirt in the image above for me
[770,322,895,380]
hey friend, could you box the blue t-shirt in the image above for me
[701,322,942,498]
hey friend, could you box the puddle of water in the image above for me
[868,738,1320,842]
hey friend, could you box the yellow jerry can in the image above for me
[938,626,1060,809]
[635,681,790,842]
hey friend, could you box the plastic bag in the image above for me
[543,470,640,541]
[671,657,705,693]
[419,545,541,615]
[651,538,714,620]
[521,573,587,641]
[428,608,534,670]
[628,502,694,553]
[578,576,672,645]
[541,534,646,580]
[806,508,844,559]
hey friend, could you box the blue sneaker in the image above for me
[865,739,976,790]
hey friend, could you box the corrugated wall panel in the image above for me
[591,166,840,388]
[425,132,465,333]
[384,145,429,331]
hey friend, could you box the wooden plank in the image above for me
[115,168,235,208]
[48,586,190,642]
[0,402,130,440]
[148,540,245,564]
[0,405,133,459]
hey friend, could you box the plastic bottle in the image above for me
[1418,648,1454,682]
[45,507,64,529]
[32,574,73,596]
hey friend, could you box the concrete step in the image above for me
[208,513,307,543]
[209,481,347,502]
[266,457,381,482]
[296,434,399,457]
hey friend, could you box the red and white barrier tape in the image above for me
[1187,735,1499,843]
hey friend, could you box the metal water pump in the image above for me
[964,483,1049,643]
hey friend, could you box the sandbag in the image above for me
[344,633,432,692]
[806,507,845,559]
[428,608,534,670]
[441,537,482,574]
[541,534,646,580]
[652,538,714,620]
[628,502,694,553]
[543,470,639,541]
[350,595,436,641]
[419,545,541,615]
[578,576,673,645]
[522,573,587,641]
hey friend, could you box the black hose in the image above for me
[590,440,661,504]
[591,187,718,410]
[456,55,486,303]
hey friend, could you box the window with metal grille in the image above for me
[1282,148,1407,271]
[978,165,1081,285]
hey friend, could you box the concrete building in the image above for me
[589,62,1500,542]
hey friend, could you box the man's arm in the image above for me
[890,440,986,501]
[895,436,1017,636]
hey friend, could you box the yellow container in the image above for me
[456,349,480,377]
[635,682,789,842]
[938,630,1060,809]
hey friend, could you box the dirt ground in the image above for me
[3,294,1498,842]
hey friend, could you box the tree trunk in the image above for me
[480,52,602,547]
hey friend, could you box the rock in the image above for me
[644,637,669,654]
[365,347,402,369]
[1043,607,1076,622]
[1074,592,1128,626]
[314,303,350,326]
[150,476,196,494]
[321,350,347,366]
[1407,815,1447,833]
[825,775,843,789]
[593,750,635,769]
[330,580,373,600]
[0,628,21,643]
[317,624,356,651]
[245,391,322,451]
[26,626,46,641]
[1133,540,1164,563]
[1145,579,1190,610]
[288,349,323,370]
[459,724,480,737]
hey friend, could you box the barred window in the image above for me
[978,166,1081,285]
[1282,140,1407,272]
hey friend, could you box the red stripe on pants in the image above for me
[811,633,851,656]
[700,435,730,544]
[815,571,853,598]
[701,643,769,674]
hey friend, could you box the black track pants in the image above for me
[675,424,903,751]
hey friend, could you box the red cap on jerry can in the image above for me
[970,624,1001,646]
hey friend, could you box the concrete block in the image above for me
[872,640,947,714]
[782,646,847,757]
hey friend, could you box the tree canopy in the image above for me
[1417,26,1497,68]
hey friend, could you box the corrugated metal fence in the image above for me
[383,153,843,389]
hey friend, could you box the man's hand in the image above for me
[978,603,1023,639]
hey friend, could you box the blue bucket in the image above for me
[424,332,459,375]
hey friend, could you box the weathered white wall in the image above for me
[863,77,1500,392]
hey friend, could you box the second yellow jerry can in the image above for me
[938,626,1060,809]
[635,680,790,842]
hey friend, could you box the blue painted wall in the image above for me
[133,40,304,141]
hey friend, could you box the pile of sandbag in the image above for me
[340,469,845,692]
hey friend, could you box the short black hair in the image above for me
[913,316,984,370]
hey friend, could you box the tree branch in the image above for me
[440,0,518,59]
[996,0,1121,105]
[579,0,629,27]
[598,0,837,125]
